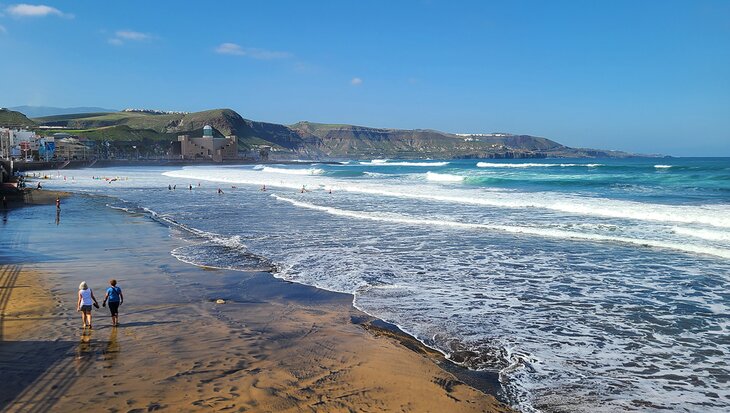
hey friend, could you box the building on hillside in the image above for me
[56,137,90,160]
[171,125,238,161]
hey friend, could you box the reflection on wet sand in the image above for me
[102,327,120,364]
[75,329,93,372]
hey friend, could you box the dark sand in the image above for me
[0,195,512,412]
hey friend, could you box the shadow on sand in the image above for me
[0,263,109,412]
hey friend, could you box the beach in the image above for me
[0,193,510,412]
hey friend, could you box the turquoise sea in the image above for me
[39,157,730,412]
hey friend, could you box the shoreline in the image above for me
[0,193,513,412]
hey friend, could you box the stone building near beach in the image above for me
[172,125,239,162]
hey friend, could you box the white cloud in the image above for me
[6,4,71,18]
[115,30,151,41]
[215,42,291,59]
[108,30,153,45]
[215,42,246,56]
[351,77,363,86]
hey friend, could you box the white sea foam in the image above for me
[654,164,673,169]
[260,166,324,175]
[477,162,604,168]
[425,171,464,182]
[271,195,730,259]
[363,171,389,177]
[360,160,450,166]
[673,226,730,242]
[162,168,730,229]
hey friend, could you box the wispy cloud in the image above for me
[351,77,363,86]
[116,30,151,41]
[6,4,72,18]
[0,25,6,34]
[108,30,153,45]
[215,42,291,59]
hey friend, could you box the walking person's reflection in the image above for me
[75,329,93,374]
[103,327,120,364]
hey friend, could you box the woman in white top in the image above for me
[77,281,99,329]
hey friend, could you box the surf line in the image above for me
[270,195,730,260]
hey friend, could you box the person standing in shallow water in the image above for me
[77,281,99,329]
[102,279,124,327]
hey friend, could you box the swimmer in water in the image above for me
[261,185,266,191]
[217,188,223,194]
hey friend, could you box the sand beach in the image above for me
[0,193,510,412]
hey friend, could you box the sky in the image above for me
[0,1,728,156]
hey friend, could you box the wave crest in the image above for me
[426,172,464,182]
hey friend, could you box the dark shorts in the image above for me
[80,305,92,312]
[108,301,120,316]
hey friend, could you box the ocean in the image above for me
[38,157,730,412]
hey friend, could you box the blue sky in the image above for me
[0,1,728,156]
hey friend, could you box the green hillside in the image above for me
[26,108,636,159]
[0,109,36,127]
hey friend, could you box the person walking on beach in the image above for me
[77,281,99,329]
[56,197,61,210]
[102,279,124,327]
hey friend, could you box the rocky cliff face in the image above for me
[31,108,636,159]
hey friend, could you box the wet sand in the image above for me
[0,195,512,412]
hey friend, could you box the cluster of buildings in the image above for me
[1,124,255,163]
[0,128,93,161]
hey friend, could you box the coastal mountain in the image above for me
[9,105,118,118]
[28,108,636,159]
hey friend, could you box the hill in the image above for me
[0,109,36,127]
[28,108,637,159]
[10,106,118,118]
